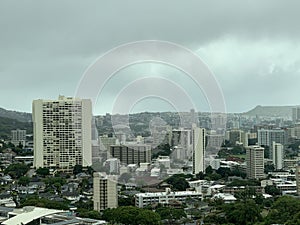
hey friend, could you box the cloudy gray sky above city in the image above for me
[1,0,300,114]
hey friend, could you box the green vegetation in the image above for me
[218,146,246,159]
[164,174,191,191]
[102,206,161,225]
[264,196,300,225]
[152,143,171,159]
[0,116,32,139]
[18,176,30,186]
[36,168,50,177]
[20,195,69,210]
[264,185,281,196]
[156,207,186,224]
[4,163,30,178]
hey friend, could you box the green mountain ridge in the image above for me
[0,107,32,122]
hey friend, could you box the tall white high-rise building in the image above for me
[292,107,300,122]
[93,172,118,211]
[296,162,300,196]
[272,142,284,170]
[246,146,264,179]
[33,95,92,171]
[192,126,205,174]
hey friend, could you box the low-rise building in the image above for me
[135,188,202,208]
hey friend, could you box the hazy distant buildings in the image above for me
[257,129,286,158]
[93,172,118,211]
[246,146,264,179]
[206,133,224,150]
[32,96,92,171]
[272,142,284,170]
[192,126,206,174]
[109,144,151,165]
[171,128,192,159]
[228,129,243,145]
[292,107,300,122]
[11,129,26,147]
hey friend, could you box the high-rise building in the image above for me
[109,144,151,165]
[272,142,284,170]
[93,172,118,211]
[171,128,193,159]
[11,129,26,147]
[246,146,264,179]
[296,162,300,196]
[292,107,300,122]
[257,129,286,159]
[32,95,92,171]
[192,126,205,174]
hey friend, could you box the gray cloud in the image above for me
[1,0,300,113]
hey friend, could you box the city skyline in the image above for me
[1,0,300,114]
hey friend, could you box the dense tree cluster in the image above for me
[164,174,191,191]
[20,195,69,210]
[204,195,300,225]
[4,163,30,178]
[102,206,161,225]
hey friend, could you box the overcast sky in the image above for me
[1,0,300,115]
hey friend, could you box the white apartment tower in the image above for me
[192,126,206,174]
[292,107,300,122]
[272,142,284,170]
[93,172,118,211]
[296,162,300,196]
[246,146,264,179]
[33,95,92,171]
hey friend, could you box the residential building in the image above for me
[246,146,264,179]
[257,129,286,159]
[11,129,26,147]
[135,188,202,208]
[272,142,284,170]
[93,172,118,211]
[32,96,92,171]
[292,107,300,122]
[296,162,300,196]
[192,126,206,174]
[109,144,151,165]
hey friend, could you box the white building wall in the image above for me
[192,127,205,174]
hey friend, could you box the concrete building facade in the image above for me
[272,142,284,170]
[192,126,206,174]
[93,172,118,211]
[109,144,151,165]
[246,146,265,179]
[33,96,92,171]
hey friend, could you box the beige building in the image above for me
[246,146,265,179]
[192,126,205,174]
[33,96,92,172]
[93,172,118,211]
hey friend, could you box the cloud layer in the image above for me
[1,0,300,113]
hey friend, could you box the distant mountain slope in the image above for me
[0,107,32,122]
[0,116,33,139]
[244,105,296,117]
